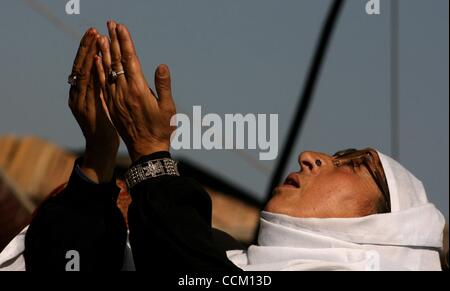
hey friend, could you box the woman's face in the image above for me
[265,150,384,218]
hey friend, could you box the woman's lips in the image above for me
[283,173,301,188]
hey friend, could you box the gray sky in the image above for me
[0,0,448,219]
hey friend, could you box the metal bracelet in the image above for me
[125,158,180,189]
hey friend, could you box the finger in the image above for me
[98,36,116,107]
[85,72,96,113]
[77,34,100,97]
[94,56,114,123]
[96,47,119,126]
[116,23,143,81]
[72,28,97,75]
[99,36,112,75]
[68,85,77,109]
[69,28,97,104]
[107,20,127,87]
[95,55,111,110]
[154,64,175,111]
[94,55,107,91]
[70,34,98,111]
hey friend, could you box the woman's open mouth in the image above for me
[282,174,301,188]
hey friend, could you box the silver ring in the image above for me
[109,70,125,83]
[68,74,78,86]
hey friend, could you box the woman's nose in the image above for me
[298,151,326,174]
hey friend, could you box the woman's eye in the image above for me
[335,160,358,173]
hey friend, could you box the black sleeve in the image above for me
[128,152,241,271]
[24,158,127,271]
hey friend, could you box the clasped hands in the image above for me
[68,21,176,183]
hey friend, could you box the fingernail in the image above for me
[157,65,168,77]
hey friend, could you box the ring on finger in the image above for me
[109,70,125,84]
[68,73,78,86]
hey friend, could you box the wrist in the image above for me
[128,144,170,163]
[81,144,118,183]
[80,158,115,184]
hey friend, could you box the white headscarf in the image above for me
[227,151,445,271]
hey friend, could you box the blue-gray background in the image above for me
[0,0,448,219]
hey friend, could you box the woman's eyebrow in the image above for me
[333,148,357,157]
